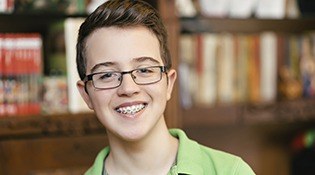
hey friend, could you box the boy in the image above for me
[76,0,255,174]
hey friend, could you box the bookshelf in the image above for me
[0,12,108,174]
[179,16,315,175]
[179,16,315,125]
[1,0,315,174]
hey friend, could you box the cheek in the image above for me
[89,90,113,109]
[149,83,169,101]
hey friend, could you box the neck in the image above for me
[105,119,178,175]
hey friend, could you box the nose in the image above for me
[117,73,140,96]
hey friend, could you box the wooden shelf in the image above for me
[181,17,315,33]
[0,112,105,140]
[182,99,315,128]
[0,13,87,33]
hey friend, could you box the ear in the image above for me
[76,80,94,109]
[166,69,177,101]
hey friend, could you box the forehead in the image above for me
[85,26,162,71]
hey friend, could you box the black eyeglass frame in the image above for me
[83,66,168,91]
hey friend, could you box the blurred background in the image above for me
[1,0,315,174]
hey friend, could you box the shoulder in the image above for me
[170,128,255,175]
[199,145,255,174]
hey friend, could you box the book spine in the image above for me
[3,33,18,116]
[179,34,195,108]
[200,33,218,106]
[260,32,278,103]
[0,33,4,117]
[300,33,315,98]
[194,34,203,105]
[248,34,261,103]
[7,0,14,13]
[217,33,235,104]
[65,18,90,113]
[0,0,6,13]
[236,34,249,103]
[28,33,42,116]
[15,33,25,116]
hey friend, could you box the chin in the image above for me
[116,126,151,142]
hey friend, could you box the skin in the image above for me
[77,26,178,175]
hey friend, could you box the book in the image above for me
[286,0,300,19]
[237,34,249,103]
[3,33,17,116]
[300,33,315,98]
[46,21,67,76]
[0,34,4,116]
[27,34,43,116]
[217,33,235,104]
[179,34,196,108]
[247,34,261,103]
[229,0,257,18]
[260,32,277,103]
[199,0,229,17]
[175,0,197,17]
[199,33,218,106]
[64,18,91,114]
[42,76,68,114]
[235,34,249,103]
[278,34,302,100]
[0,33,42,117]
[255,0,286,19]
[0,0,14,13]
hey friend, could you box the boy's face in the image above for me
[77,26,176,142]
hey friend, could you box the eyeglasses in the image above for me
[84,66,167,90]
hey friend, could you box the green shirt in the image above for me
[85,129,255,175]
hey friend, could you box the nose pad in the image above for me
[131,74,137,81]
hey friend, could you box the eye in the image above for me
[137,67,154,74]
[94,72,119,82]
[100,72,114,79]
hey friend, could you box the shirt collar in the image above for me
[169,129,205,175]
[87,129,205,175]
[88,147,110,175]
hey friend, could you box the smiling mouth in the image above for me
[115,103,147,115]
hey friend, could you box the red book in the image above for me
[0,34,5,117]
[195,34,203,76]
[28,33,42,116]
[17,34,29,116]
[6,0,14,13]
[3,33,18,116]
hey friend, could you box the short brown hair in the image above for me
[76,0,171,80]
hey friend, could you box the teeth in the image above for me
[116,104,146,115]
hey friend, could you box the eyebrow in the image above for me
[133,56,160,64]
[90,62,116,73]
[90,56,161,73]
